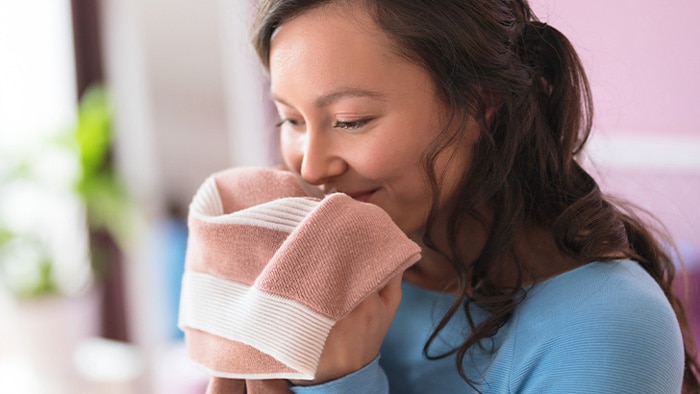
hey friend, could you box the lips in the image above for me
[344,189,377,203]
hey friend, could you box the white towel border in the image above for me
[179,271,335,380]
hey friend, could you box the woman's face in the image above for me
[269,3,477,237]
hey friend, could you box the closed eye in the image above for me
[333,118,372,130]
[275,118,304,128]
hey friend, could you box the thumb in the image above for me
[378,273,404,313]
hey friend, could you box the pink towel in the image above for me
[178,167,421,391]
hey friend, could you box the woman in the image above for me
[248,0,699,392]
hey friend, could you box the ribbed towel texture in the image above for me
[178,167,421,390]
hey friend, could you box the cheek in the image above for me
[349,142,422,185]
[351,125,432,178]
[433,141,473,206]
[355,145,405,174]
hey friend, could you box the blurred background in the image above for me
[0,0,697,393]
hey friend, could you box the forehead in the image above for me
[268,3,411,96]
[270,2,390,55]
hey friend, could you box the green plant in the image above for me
[0,156,65,299]
[0,84,131,298]
[0,232,58,298]
[70,85,132,275]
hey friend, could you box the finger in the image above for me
[206,377,245,394]
[246,379,293,394]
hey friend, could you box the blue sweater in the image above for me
[291,260,684,393]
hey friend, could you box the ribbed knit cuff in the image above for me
[289,357,388,394]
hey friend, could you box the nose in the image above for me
[290,129,347,186]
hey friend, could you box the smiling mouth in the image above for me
[344,189,377,202]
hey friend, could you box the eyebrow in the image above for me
[272,87,386,108]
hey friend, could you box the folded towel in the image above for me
[178,167,421,388]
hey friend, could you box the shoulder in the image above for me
[520,260,674,318]
[518,260,679,328]
[506,260,684,393]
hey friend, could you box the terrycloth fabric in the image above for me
[178,167,421,391]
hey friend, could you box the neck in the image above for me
[511,226,580,285]
[403,238,460,294]
[403,209,489,294]
[404,218,580,294]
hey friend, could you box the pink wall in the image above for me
[530,1,700,267]
[531,1,700,136]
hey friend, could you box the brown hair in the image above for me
[252,0,699,391]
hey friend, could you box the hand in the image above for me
[206,378,292,394]
[289,274,404,386]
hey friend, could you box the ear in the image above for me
[484,104,499,129]
[464,94,500,147]
[481,90,502,129]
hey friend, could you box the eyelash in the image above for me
[275,118,372,130]
[333,119,371,130]
[275,118,301,128]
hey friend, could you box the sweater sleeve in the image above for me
[511,285,685,394]
[290,357,389,394]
